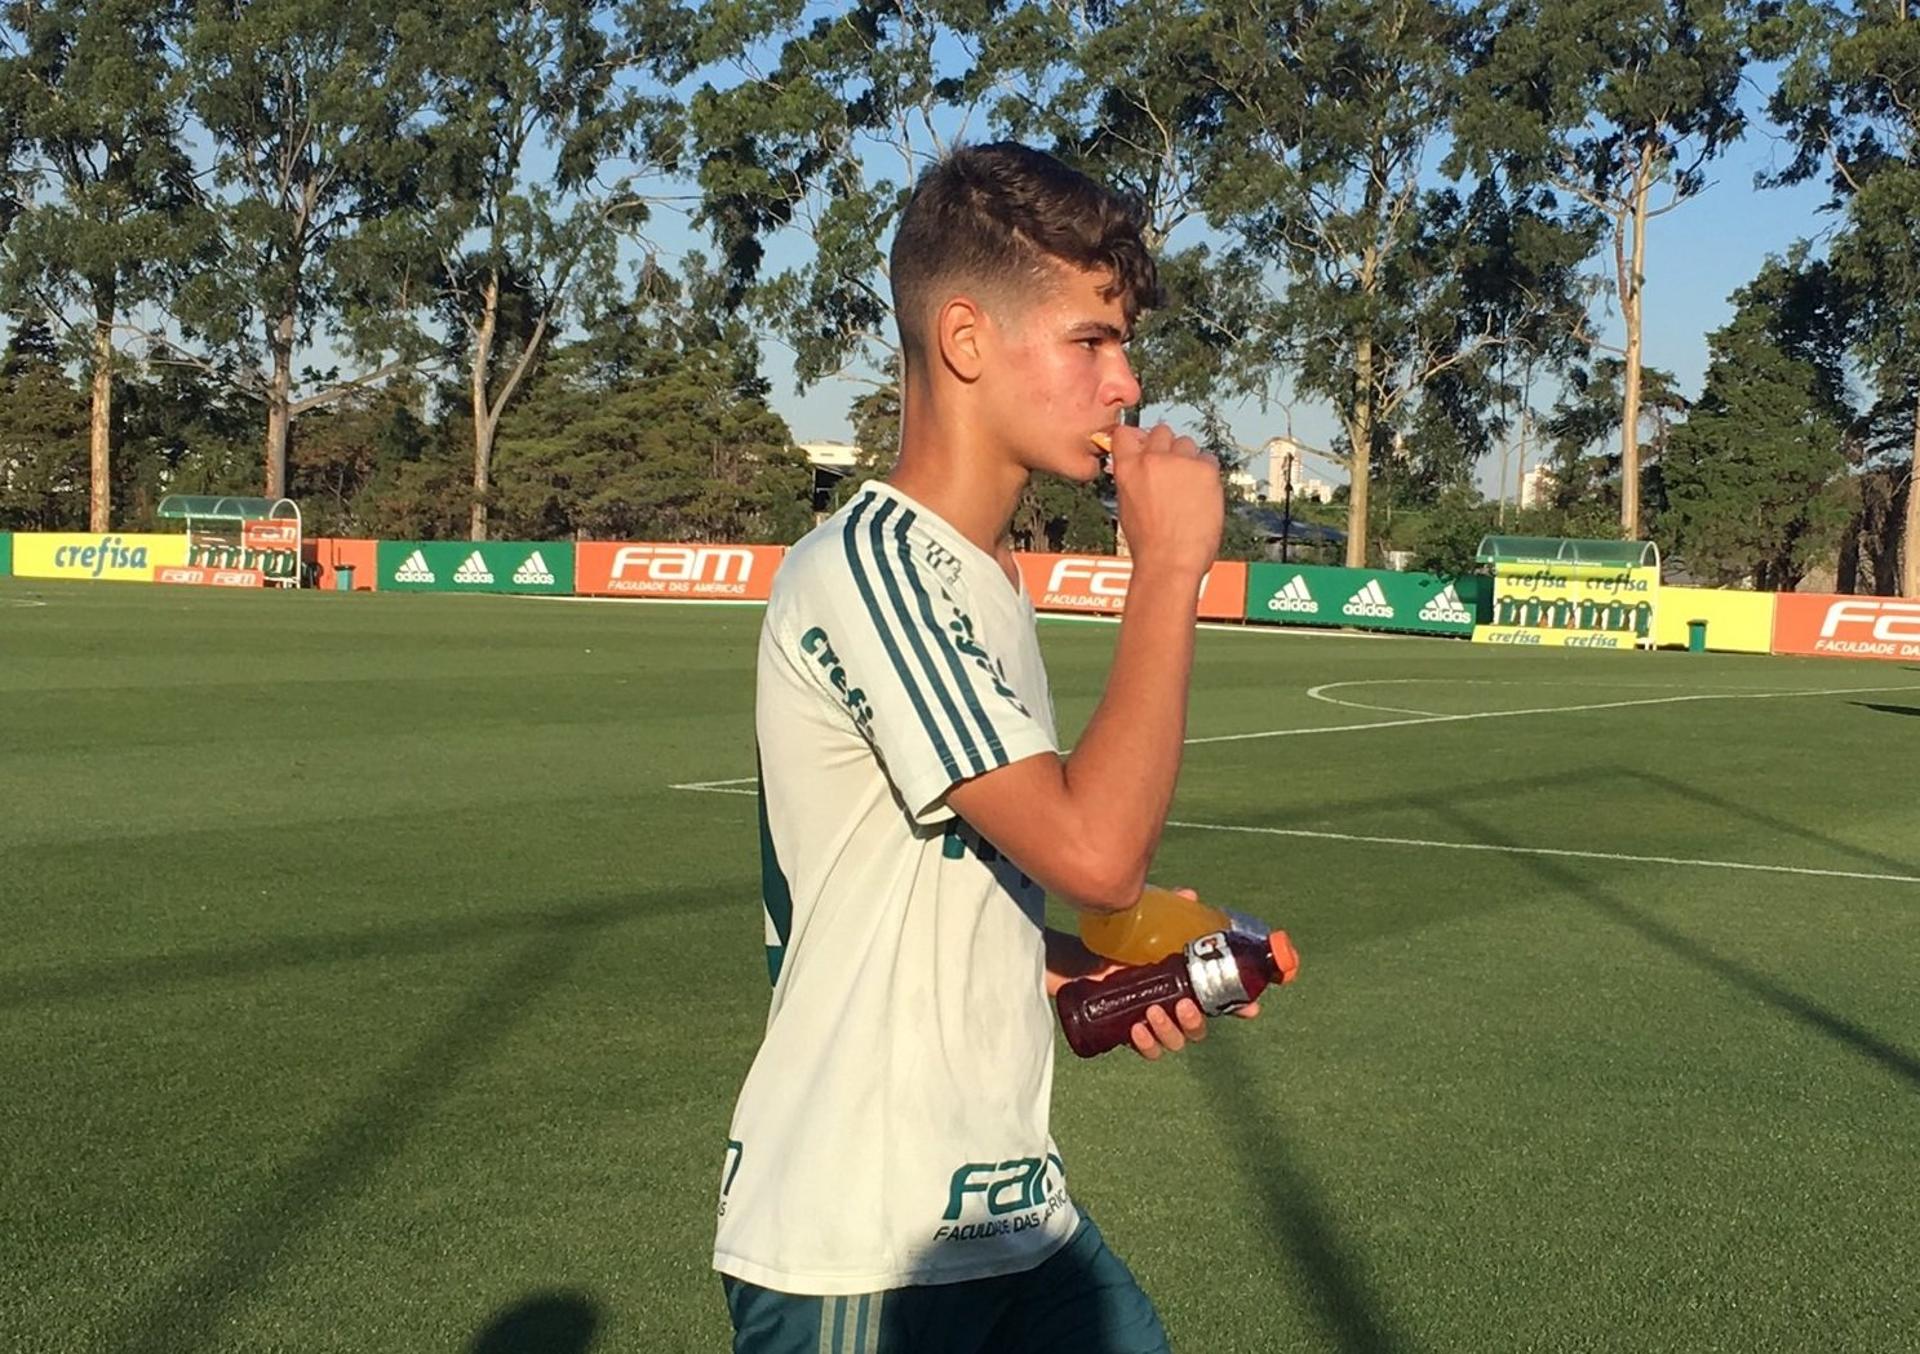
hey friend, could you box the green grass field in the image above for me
[5,575,1919,1353]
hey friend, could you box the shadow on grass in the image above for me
[1627,768,1919,879]
[1434,803,1920,1095]
[1853,701,1920,719]
[1189,1040,1411,1354]
[470,1290,603,1353]
[109,882,740,1354]
[0,885,742,1012]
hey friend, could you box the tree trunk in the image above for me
[469,273,500,542]
[1346,333,1373,568]
[265,310,295,499]
[1619,143,1654,541]
[1837,510,1861,594]
[1904,402,1920,597]
[88,301,113,532]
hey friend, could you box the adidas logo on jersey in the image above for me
[1265,575,1319,614]
[393,549,435,583]
[513,551,555,585]
[1418,584,1473,624]
[1342,579,1395,618]
[453,550,495,585]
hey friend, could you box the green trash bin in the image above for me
[1687,618,1707,653]
[335,564,355,592]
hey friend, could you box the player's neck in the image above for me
[885,392,1027,560]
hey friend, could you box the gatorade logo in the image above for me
[453,551,495,585]
[1266,575,1319,614]
[1418,584,1472,625]
[1342,579,1395,619]
[394,549,435,583]
[512,551,555,586]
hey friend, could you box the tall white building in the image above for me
[1262,436,1336,503]
[1520,464,1556,509]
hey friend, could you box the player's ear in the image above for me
[936,295,987,383]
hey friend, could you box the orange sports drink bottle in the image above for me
[1055,929,1300,1059]
[1078,885,1272,966]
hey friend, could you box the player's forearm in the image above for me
[1060,567,1201,906]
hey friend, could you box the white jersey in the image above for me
[713,480,1081,1295]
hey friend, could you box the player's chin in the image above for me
[1046,447,1105,484]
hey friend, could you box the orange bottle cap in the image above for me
[1267,930,1300,984]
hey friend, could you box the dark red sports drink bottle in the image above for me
[1055,929,1300,1059]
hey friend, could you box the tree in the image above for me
[0,314,86,528]
[1205,0,1596,566]
[1467,0,1749,538]
[413,0,685,540]
[489,261,812,543]
[1658,270,1851,588]
[1542,356,1688,527]
[0,0,198,529]
[1766,0,1920,594]
[170,0,433,500]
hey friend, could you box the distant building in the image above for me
[1520,464,1556,509]
[1262,436,1336,503]
[799,440,862,513]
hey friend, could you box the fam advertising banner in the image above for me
[1016,553,1248,620]
[13,532,189,582]
[1773,593,1920,662]
[1475,564,1658,649]
[378,541,575,594]
[1243,564,1483,636]
[575,542,785,599]
[305,538,379,591]
[155,564,265,587]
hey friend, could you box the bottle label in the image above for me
[1082,971,1184,1022]
[1185,932,1252,1015]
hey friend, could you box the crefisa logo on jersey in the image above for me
[933,1154,1071,1243]
[799,626,874,729]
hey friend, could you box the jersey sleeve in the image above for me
[774,501,1057,826]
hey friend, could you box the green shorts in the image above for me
[720,1214,1171,1354]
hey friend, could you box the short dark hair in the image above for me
[889,143,1160,359]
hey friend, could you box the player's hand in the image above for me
[1127,886,1259,1060]
[1105,422,1222,582]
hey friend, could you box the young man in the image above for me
[714,142,1255,1353]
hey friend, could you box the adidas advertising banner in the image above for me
[1243,563,1485,636]
[12,532,190,583]
[1018,554,1249,620]
[1474,564,1658,649]
[376,541,575,594]
[0,531,11,578]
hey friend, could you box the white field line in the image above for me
[1164,819,1920,886]
[1186,682,1920,746]
[1303,677,1789,718]
[670,776,759,796]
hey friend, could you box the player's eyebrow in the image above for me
[1065,320,1132,344]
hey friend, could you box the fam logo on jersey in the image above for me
[934,1154,1071,1243]
[1419,584,1473,625]
[1266,574,1319,614]
[1342,579,1394,619]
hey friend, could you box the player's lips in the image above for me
[1089,431,1114,453]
